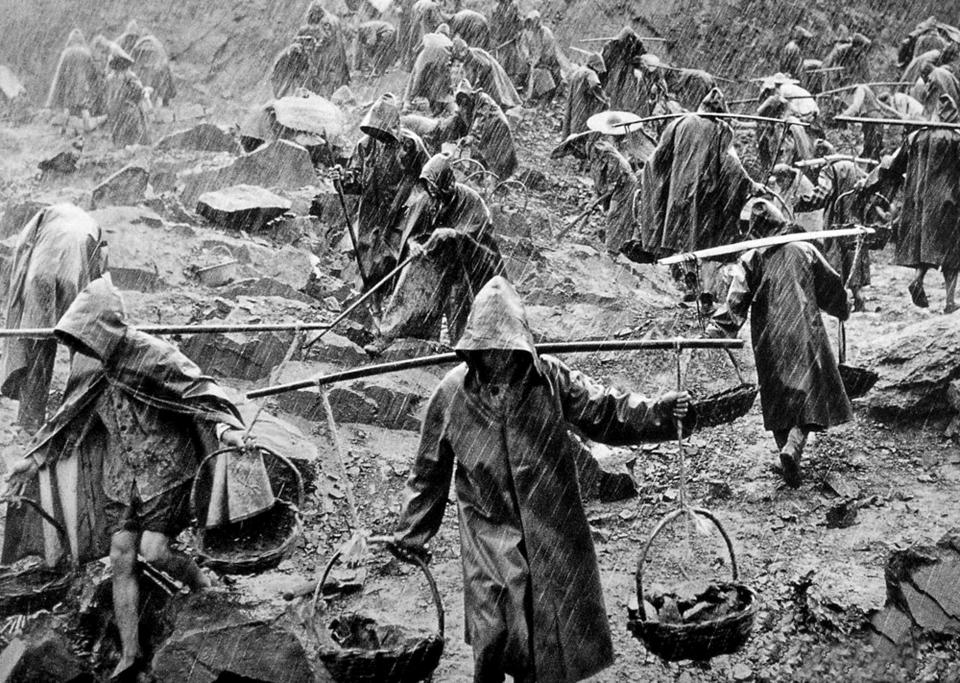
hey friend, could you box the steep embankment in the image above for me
[0,0,951,114]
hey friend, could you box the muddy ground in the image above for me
[1,28,960,683]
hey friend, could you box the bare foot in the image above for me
[110,654,142,681]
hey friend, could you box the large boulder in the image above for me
[860,315,960,419]
[156,123,238,153]
[181,330,294,381]
[197,184,292,232]
[180,140,316,207]
[91,165,150,209]
[0,631,89,683]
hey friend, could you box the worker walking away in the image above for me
[46,29,98,134]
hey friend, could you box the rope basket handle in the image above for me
[312,540,445,639]
[492,179,531,213]
[4,496,75,568]
[189,445,305,524]
[635,506,739,620]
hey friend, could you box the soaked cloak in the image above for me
[1,204,107,427]
[449,9,490,49]
[562,64,608,138]
[46,30,97,112]
[712,241,852,432]
[271,42,311,98]
[639,114,753,256]
[865,115,960,271]
[665,68,716,111]
[2,279,244,566]
[396,277,694,682]
[130,34,176,106]
[406,32,454,106]
[601,27,645,111]
[461,46,522,109]
[490,0,523,81]
[106,67,150,146]
[470,92,517,179]
[355,20,398,75]
[589,140,637,254]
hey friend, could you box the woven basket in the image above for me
[692,384,758,429]
[0,498,76,614]
[191,446,304,574]
[627,507,757,661]
[839,364,878,399]
[315,546,444,683]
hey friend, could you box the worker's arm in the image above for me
[550,356,693,446]
[808,242,850,321]
[707,253,757,338]
[394,381,456,553]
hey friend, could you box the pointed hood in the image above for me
[55,275,128,363]
[936,93,959,123]
[586,51,606,74]
[454,276,542,374]
[420,151,456,196]
[360,93,401,143]
[698,87,728,113]
[66,28,87,49]
[305,0,327,24]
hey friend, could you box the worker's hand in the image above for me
[423,227,459,254]
[750,181,768,196]
[702,323,728,339]
[388,536,432,564]
[3,457,38,500]
[329,164,346,184]
[661,390,691,420]
[460,134,476,148]
[220,428,248,450]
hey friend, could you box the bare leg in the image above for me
[139,531,210,591]
[110,531,141,677]
[851,286,865,313]
[943,269,959,314]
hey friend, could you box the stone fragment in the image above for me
[91,165,149,208]
[180,140,315,206]
[156,122,238,153]
[221,277,315,305]
[181,331,293,381]
[304,331,368,366]
[197,184,292,232]
[0,631,87,683]
[176,102,205,121]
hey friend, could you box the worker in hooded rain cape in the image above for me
[861,94,960,314]
[449,8,491,50]
[355,20,398,77]
[333,93,429,300]
[271,34,314,98]
[46,29,97,133]
[393,275,692,683]
[105,45,151,147]
[588,138,637,256]
[795,139,871,311]
[600,26,646,111]
[639,88,761,306]
[129,29,176,107]
[451,35,522,109]
[298,0,351,94]
[562,51,608,138]
[518,11,563,102]
[780,26,814,80]
[754,92,813,174]
[404,25,455,114]
[664,67,717,112]
[116,20,142,54]
[455,82,518,179]
[375,152,506,349]
[918,60,960,118]
[707,200,852,488]
[1,204,107,432]
[2,277,270,680]
[490,0,524,85]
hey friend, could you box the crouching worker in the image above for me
[391,276,693,682]
[2,277,266,680]
[706,200,852,487]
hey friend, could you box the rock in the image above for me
[181,331,293,381]
[156,123,238,153]
[309,178,358,224]
[274,360,435,431]
[176,102,205,121]
[305,331,368,366]
[0,200,44,239]
[232,399,320,492]
[151,593,314,683]
[91,165,149,208]
[197,184,292,232]
[515,166,548,191]
[732,663,753,681]
[0,631,88,683]
[222,277,316,305]
[180,140,315,207]
[792,560,887,633]
[861,315,960,419]
[331,85,356,106]
[305,271,353,304]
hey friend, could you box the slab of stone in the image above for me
[156,122,238,153]
[91,165,149,209]
[182,331,293,381]
[197,184,292,232]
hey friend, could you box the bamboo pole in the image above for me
[580,36,669,42]
[795,155,879,168]
[613,111,813,129]
[245,338,745,399]
[834,115,960,129]
[815,81,912,97]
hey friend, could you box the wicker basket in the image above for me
[627,507,757,661]
[315,545,444,683]
[692,384,758,429]
[191,446,304,575]
[0,498,76,615]
[839,364,878,399]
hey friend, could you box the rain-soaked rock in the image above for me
[304,330,368,366]
[175,102,205,121]
[305,271,353,305]
[515,167,548,191]
[221,277,316,304]
[861,315,960,419]
[180,140,315,206]
[151,593,314,683]
[156,122,238,153]
[880,531,960,637]
[0,630,89,683]
[182,331,293,381]
[791,560,887,634]
[91,165,149,209]
[309,177,359,224]
[197,184,292,232]
[233,399,321,492]
[274,360,434,431]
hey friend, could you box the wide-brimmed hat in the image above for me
[587,110,643,136]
